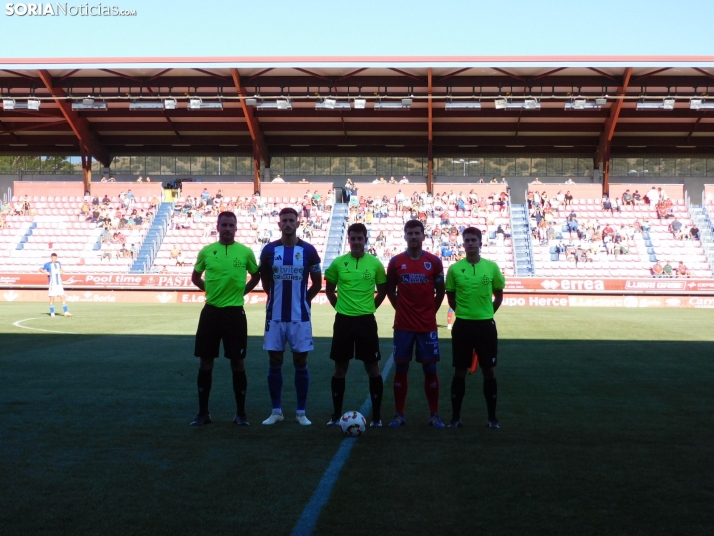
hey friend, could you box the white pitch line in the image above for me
[12,318,78,335]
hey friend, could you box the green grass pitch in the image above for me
[1,303,713,535]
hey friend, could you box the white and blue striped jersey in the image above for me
[42,261,63,288]
[260,239,321,322]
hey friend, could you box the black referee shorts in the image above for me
[451,318,498,370]
[329,312,381,363]
[194,304,248,360]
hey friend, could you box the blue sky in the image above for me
[0,0,713,64]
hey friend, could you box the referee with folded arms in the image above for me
[189,211,261,426]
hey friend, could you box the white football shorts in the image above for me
[263,320,314,353]
[48,284,65,297]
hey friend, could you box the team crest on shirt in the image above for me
[424,262,432,270]
[481,275,490,285]
[234,259,243,268]
[295,252,302,261]
[363,272,372,280]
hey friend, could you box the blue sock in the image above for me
[49,305,55,314]
[62,304,68,313]
[267,365,283,412]
[295,365,310,413]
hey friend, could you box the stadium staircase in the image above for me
[129,202,173,273]
[322,202,348,269]
[510,203,535,276]
[689,203,714,275]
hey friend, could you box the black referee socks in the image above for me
[197,369,212,414]
[368,375,383,422]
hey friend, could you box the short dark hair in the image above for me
[462,227,482,241]
[50,253,58,257]
[279,207,299,219]
[347,223,368,239]
[217,211,237,223]
[403,220,424,234]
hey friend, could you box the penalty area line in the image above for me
[13,318,78,335]
[290,355,394,536]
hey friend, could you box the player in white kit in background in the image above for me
[40,253,73,317]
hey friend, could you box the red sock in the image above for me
[424,372,440,414]
[393,370,408,415]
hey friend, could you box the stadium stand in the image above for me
[341,185,516,276]
[529,184,713,278]
[0,185,159,274]
[153,188,334,274]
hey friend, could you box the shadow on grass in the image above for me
[1,334,713,536]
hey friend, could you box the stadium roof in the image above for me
[2,63,714,180]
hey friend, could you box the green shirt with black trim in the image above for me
[195,241,259,308]
[445,257,505,320]
[325,252,387,316]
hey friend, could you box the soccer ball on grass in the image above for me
[339,411,366,437]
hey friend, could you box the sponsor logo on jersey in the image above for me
[274,255,282,261]
[400,273,430,284]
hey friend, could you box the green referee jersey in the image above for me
[445,257,505,320]
[194,241,258,308]
[325,252,387,316]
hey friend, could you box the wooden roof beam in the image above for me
[37,69,111,166]
[595,67,633,166]
[231,68,270,166]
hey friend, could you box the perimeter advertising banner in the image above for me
[2,273,714,295]
[4,290,714,309]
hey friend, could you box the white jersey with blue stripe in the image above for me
[42,261,63,291]
[260,239,321,323]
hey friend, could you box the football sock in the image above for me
[294,365,309,413]
[267,365,283,412]
[197,369,212,414]
[331,376,345,418]
[369,375,384,422]
[484,377,498,421]
[62,304,68,314]
[450,376,466,421]
[424,371,440,415]
[49,305,55,314]
[393,367,409,415]
[232,370,248,418]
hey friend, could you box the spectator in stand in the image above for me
[272,175,285,183]
[669,217,683,238]
[690,224,700,240]
[633,190,642,204]
[564,190,573,207]
[22,196,31,215]
[663,261,674,278]
[622,189,634,206]
[146,176,151,182]
[676,261,690,278]
[170,245,181,260]
[102,194,111,205]
[645,186,659,206]
[565,177,575,184]
[602,195,613,214]
[137,176,143,182]
[531,177,543,184]
[201,188,211,202]
[400,176,409,184]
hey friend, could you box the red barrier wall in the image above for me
[609,183,684,201]
[260,182,334,200]
[703,184,714,204]
[90,182,164,199]
[13,181,85,199]
[527,183,602,200]
[180,182,254,199]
